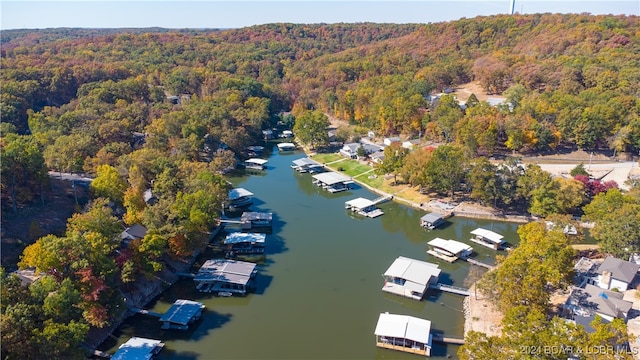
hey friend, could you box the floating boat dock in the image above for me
[470,228,505,250]
[159,299,205,330]
[465,257,495,270]
[345,197,385,218]
[111,337,164,360]
[426,238,473,263]
[223,232,266,256]
[244,158,268,170]
[420,213,446,230]
[277,142,296,151]
[382,256,441,300]
[194,259,258,296]
[429,283,470,296]
[312,172,354,193]
[240,211,273,231]
[291,157,324,173]
[374,312,433,357]
[226,188,254,210]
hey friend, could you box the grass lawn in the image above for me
[311,153,342,164]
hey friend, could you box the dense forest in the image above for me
[2,13,640,359]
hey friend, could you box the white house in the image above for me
[383,137,401,146]
[565,284,633,323]
[591,256,639,291]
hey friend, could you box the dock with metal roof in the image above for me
[470,228,505,250]
[312,172,354,193]
[426,238,473,262]
[382,256,441,300]
[194,259,258,296]
[111,337,164,360]
[291,157,323,173]
[223,232,266,256]
[159,299,205,330]
[345,197,384,218]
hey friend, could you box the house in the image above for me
[159,299,205,330]
[402,139,421,150]
[193,259,258,296]
[120,224,148,245]
[111,337,164,360]
[369,151,385,164]
[374,312,433,357]
[340,142,383,159]
[592,256,639,291]
[564,284,633,324]
[143,189,158,205]
[381,256,441,300]
[383,137,401,146]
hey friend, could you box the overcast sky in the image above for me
[1,1,638,30]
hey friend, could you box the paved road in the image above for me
[48,171,93,187]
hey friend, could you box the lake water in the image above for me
[103,144,524,360]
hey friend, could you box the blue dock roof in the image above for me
[111,337,164,360]
[159,299,205,326]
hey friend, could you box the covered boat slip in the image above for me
[470,228,505,250]
[240,211,273,231]
[419,213,445,229]
[159,299,205,330]
[227,188,254,209]
[223,232,266,255]
[111,337,164,360]
[243,158,268,170]
[374,313,432,357]
[291,157,324,173]
[382,256,441,300]
[194,259,258,296]
[312,172,354,193]
[345,197,384,218]
[426,238,473,263]
[277,142,296,151]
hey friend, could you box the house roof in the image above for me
[223,232,266,245]
[470,228,504,244]
[383,256,441,286]
[228,188,254,200]
[566,284,633,319]
[345,197,375,210]
[159,299,204,325]
[596,256,640,284]
[312,172,353,185]
[420,213,443,224]
[343,143,360,151]
[143,188,156,203]
[120,224,148,241]
[195,259,257,286]
[374,313,432,345]
[428,238,473,255]
[111,337,163,360]
[370,151,385,160]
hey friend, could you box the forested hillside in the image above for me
[1,14,640,359]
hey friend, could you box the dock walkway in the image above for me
[130,308,163,318]
[432,334,465,345]
[429,283,470,296]
[465,258,495,270]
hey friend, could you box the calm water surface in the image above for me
[105,145,523,360]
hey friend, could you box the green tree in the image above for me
[90,164,127,205]
[468,157,500,207]
[423,145,467,197]
[570,163,590,177]
[293,110,330,149]
[375,142,409,184]
[1,133,48,213]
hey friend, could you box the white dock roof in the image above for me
[195,259,257,286]
[470,228,504,244]
[312,172,353,185]
[112,337,163,360]
[292,158,320,167]
[159,299,204,325]
[428,238,473,255]
[224,232,266,245]
[345,197,374,210]
[420,213,444,223]
[383,256,441,286]
[228,188,254,200]
[374,313,432,345]
[245,158,268,165]
[277,142,295,149]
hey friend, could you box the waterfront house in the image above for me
[340,142,382,159]
[227,188,254,210]
[382,256,441,300]
[383,137,401,146]
[120,224,148,245]
[469,228,505,250]
[291,157,323,173]
[374,312,432,357]
[111,337,164,360]
[369,151,385,164]
[223,232,266,256]
[277,142,296,151]
[244,158,268,170]
[194,259,258,296]
[426,238,473,263]
[419,213,445,230]
[345,197,384,218]
[240,212,273,231]
[564,284,633,324]
[159,299,205,330]
[312,172,354,193]
[592,256,638,291]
